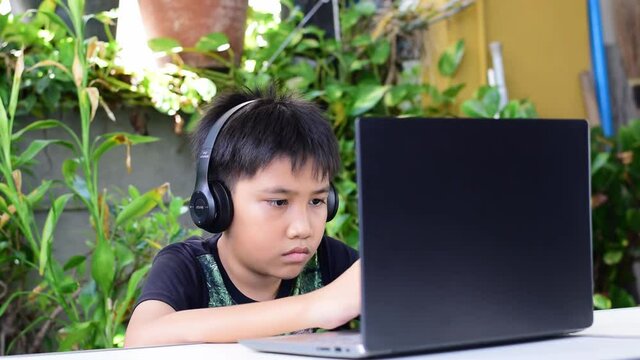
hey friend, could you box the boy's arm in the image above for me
[124,259,360,347]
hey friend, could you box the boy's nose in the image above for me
[286,207,313,239]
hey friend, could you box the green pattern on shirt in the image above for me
[197,253,323,308]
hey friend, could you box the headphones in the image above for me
[189,99,339,233]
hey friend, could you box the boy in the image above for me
[124,87,361,346]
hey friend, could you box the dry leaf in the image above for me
[617,151,633,165]
[72,52,83,87]
[86,87,100,122]
[100,98,116,122]
[0,213,10,230]
[12,170,21,195]
[591,193,608,208]
[27,60,71,77]
[15,52,24,80]
[98,190,110,240]
[86,37,98,61]
[174,114,184,135]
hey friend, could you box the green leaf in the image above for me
[518,100,538,118]
[115,183,169,226]
[91,241,115,294]
[39,194,73,275]
[480,86,501,117]
[61,158,79,186]
[442,83,466,101]
[349,59,369,71]
[114,264,151,325]
[461,99,489,118]
[58,321,94,352]
[593,294,612,310]
[295,38,320,51]
[11,119,64,141]
[325,213,350,236]
[192,78,217,102]
[93,133,159,162]
[35,75,51,94]
[591,153,610,175]
[609,285,637,308]
[63,255,86,271]
[384,86,408,107]
[61,158,89,202]
[425,84,444,105]
[355,1,377,16]
[9,54,23,120]
[93,9,118,25]
[626,208,640,232]
[37,11,75,39]
[59,277,79,294]
[341,8,360,31]
[115,243,134,269]
[325,85,344,102]
[26,180,53,207]
[499,100,520,118]
[370,39,391,65]
[15,140,73,168]
[148,37,182,53]
[285,76,307,91]
[127,185,141,199]
[350,85,389,116]
[352,34,372,47]
[0,291,33,318]
[196,32,230,52]
[438,40,465,77]
[603,250,624,265]
[67,0,85,33]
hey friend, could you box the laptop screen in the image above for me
[356,118,593,352]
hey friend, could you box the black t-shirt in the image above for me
[136,234,359,311]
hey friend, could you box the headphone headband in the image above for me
[195,99,258,187]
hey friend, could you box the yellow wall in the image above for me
[425,0,591,119]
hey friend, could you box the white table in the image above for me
[8,307,640,359]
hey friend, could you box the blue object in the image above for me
[588,0,614,137]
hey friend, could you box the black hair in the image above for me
[190,86,341,188]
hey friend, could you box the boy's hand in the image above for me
[308,259,361,330]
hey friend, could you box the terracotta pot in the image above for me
[9,0,118,41]
[137,0,248,68]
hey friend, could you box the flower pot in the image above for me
[137,0,248,68]
[9,0,118,41]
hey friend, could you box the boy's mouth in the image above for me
[282,247,309,263]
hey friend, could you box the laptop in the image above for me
[240,117,594,358]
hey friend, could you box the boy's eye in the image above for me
[310,198,326,206]
[268,199,288,207]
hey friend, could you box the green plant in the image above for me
[0,1,200,353]
[461,85,537,119]
[591,121,640,309]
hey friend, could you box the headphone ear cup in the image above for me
[326,182,339,222]
[189,187,217,233]
[209,181,234,233]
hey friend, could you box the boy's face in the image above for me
[225,156,330,280]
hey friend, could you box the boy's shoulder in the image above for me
[157,234,220,259]
[316,236,359,283]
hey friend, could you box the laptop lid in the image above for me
[356,118,593,354]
